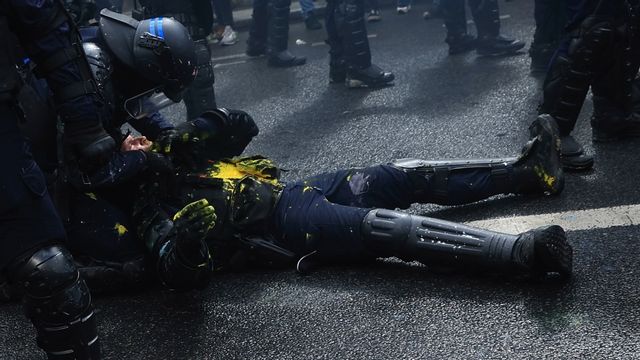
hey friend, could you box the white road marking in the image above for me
[466,204,640,234]
[311,42,326,47]
[213,60,247,68]
[368,34,377,38]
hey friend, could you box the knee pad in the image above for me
[10,245,99,359]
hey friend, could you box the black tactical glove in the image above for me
[64,121,117,173]
[159,199,216,290]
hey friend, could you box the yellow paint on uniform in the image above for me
[534,165,556,188]
[205,158,281,187]
[85,193,97,201]
[114,223,128,236]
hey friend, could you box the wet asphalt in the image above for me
[2,1,640,359]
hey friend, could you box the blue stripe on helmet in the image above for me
[157,17,164,39]
[149,18,156,36]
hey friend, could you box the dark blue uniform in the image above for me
[1,1,103,358]
[61,26,176,262]
[0,0,99,269]
[272,165,512,262]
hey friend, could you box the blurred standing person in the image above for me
[300,0,323,30]
[208,0,239,45]
[530,0,567,74]
[325,0,394,87]
[540,0,640,170]
[440,0,525,55]
[138,0,218,120]
[246,0,307,67]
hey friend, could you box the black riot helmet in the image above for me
[98,9,196,102]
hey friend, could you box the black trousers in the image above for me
[441,0,500,39]
[0,103,65,270]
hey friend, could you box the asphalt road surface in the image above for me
[2,1,640,359]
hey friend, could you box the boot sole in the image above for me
[529,115,565,195]
[533,225,573,280]
[346,77,394,89]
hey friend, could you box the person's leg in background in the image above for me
[247,0,269,56]
[328,0,394,87]
[209,0,239,45]
[300,0,322,30]
[530,0,567,74]
[440,0,477,54]
[468,0,525,56]
[266,0,307,67]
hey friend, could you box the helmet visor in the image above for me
[124,87,176,120]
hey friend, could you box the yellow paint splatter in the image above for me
[114,223,128,236]
[534,165,556,188]
[85,193,97,201]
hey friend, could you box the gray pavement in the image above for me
[3,1,640,359]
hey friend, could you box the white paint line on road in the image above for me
[368,34,377,38]
[212,53,248,62]
[213,60,247,68]
[466,204,640,234]
[311,41,326,47]
[467,14,511,25]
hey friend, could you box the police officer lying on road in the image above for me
[71,110,573,293]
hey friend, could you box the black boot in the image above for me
[446,34,477,55]
[345,64,394,88]
[513,114,565,195]
[559,135,594,171]
[268,50,307,67]
[476,35,525,56]
[361,209,572,279]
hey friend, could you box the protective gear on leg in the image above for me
[247,0,268,56]
[389,115,564,201]
[183,40,217,121]
[361,209,572,279]
[591,95,640,142]
[540,18,616,136]
[267,0,292,52]
[9,245,100,359]
[337,0,372,69]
